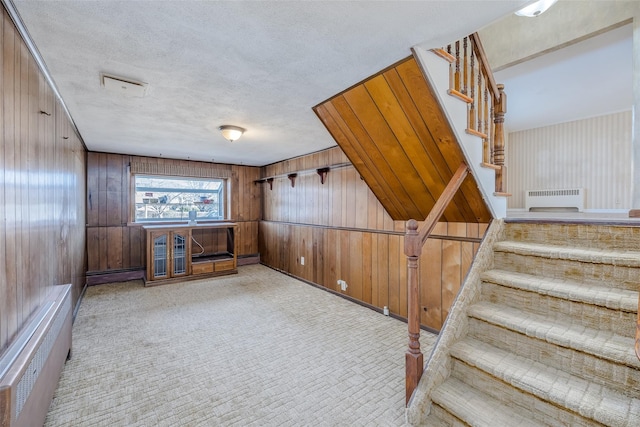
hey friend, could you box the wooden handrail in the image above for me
[418,163,470,246]
[446,32,507,194]
[469,33,500,102]
[405,163,469,405]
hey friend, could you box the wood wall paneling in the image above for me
[1,5,86,352]
[86,153,261,277]
[2,11,14,349]
[420,238,442,328]
[259,219,483,331]
[259,146,488,331]
[376,233,390,310]
[313,57,492,223]
[441,237,462,322]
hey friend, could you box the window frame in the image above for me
[130,173,229,224]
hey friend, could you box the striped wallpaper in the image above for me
[506,110,632,210]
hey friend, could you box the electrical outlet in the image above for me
[300,256,305,265]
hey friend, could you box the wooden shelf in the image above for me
[254,162,351,189]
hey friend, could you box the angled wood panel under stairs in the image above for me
[313,56,491,223]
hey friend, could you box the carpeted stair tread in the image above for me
[450,338,640,427]
[481,269,639,313]
[503,222,640,251]
[466,315,640,397]
[493,241,640,267]
[468,301,640,368]
[431,377,540,427]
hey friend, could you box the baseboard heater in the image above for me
[0,284,72,427]
[525,188,585,212]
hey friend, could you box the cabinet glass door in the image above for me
[173,232,187,276]
[153,233,168,279]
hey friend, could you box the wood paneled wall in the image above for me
[86,152,260,277]
[260,147,487,331]
[0,8,86,353]
[313,56,492,223]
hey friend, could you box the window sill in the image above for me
[127,219,229,227]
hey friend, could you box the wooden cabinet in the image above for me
[144,223,237,286]
[147,228,191,281]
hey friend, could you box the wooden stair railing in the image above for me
[405,163,469,404]
[434,33,508,195]
[405,33,507,405]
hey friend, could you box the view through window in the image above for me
[134,175,225,222]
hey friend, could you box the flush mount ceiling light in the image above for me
[219,125,245,143]
[515,0,558,17]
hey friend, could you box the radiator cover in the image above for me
[525,188,585,212]
[0,284,72,427]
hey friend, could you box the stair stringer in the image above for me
[411,46,507,219]
[405,219,505,425]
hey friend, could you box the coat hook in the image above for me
[39,110,51,116]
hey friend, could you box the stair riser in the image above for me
[450,358,598,427]
[468,317,640,394]
[504,223,640,250]
[493,251,640,291]
[430,377,539,427]
[481,282,637,338]
[429,404,468,427]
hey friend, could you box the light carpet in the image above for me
[45,264,437,426]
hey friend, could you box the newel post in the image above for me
[493,84,507,193]
[405,219,423,405]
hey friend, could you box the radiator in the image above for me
[0,284,72,427]
[525,188,585,212]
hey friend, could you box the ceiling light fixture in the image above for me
[219,125,245,143]
[515,0,558,17]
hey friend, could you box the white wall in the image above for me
[480,1,640,212]
[507,111,632,211]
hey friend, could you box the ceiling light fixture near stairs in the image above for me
[219,125,245,143]
[515,0,558,17]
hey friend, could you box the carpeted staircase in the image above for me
[415,220,640,426]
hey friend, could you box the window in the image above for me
[134,175,225,222]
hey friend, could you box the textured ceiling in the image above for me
[12,0,528,166]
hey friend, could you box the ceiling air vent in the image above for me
[100,73,148,97]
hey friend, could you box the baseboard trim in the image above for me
[73,282,88,321]
[86,269,145,286]
[509,208,630,214]
[237,254,260,266]
[584,209,629,214]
